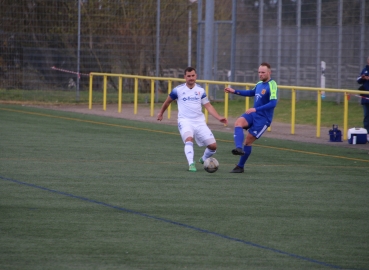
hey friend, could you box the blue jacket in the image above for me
[357,65,369,105]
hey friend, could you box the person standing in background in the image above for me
[357,56,369,142]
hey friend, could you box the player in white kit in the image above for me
[157,67,228,172]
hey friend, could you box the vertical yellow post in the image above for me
[291,88,296,134]
[224,84,228,126]
[118,77,122,113]
[103,75,107,111]
[316,90,321,137]
[150,79,155,117]
[343,92,348,140]
[167,80,172,119]
[134,77,138,114]
[89,74,93,109]
[245,98,250,110]
[205,83,209,122]
[245,86,250,110]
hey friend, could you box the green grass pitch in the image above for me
[0,104,368,269]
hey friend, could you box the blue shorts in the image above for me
[241,113,270,139]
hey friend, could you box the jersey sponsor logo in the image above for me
[261,89,266,95]
[182,96,200,101]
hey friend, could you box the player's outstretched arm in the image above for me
[157,96,173,121]
[203,103,228,125]
[225,87,255,97]
[224,87,235,94]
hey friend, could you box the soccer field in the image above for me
[1,104,368,269]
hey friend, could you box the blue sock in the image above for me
[237,145,252,168]
[234,127,244,149]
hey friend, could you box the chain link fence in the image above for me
[0,0,368,100]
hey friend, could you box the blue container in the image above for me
[329,124,342,142]
[347,128,367,144]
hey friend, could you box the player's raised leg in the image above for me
[199,143,216,164]
[230,124,265,173]
[230,144,252,173]
[232,116,248,155]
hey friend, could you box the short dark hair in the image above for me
[184,67,196,75]
[260,62,271,69]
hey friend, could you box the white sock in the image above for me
[202,148,216,161]
[184,141,194,165]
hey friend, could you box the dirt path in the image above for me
[35,103,368,151]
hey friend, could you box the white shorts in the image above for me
[178,119,216,147]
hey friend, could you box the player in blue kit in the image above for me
[224,62,278,173]
[157,67,228,172]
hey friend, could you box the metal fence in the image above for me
[0,0,368,99]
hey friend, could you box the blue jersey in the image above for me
[234,79,278,123]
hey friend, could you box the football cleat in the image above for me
[231,147,245,156]
[188,163,197,172]
[199,157,204,164]
[230,165,244,173]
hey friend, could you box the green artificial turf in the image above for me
[0,104,368,269]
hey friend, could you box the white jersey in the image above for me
[169,83,209,122]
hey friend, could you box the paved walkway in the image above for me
[46,103,368,151]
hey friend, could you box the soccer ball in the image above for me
[203,157,219,173]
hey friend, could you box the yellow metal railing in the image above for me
[89,72,369,140]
